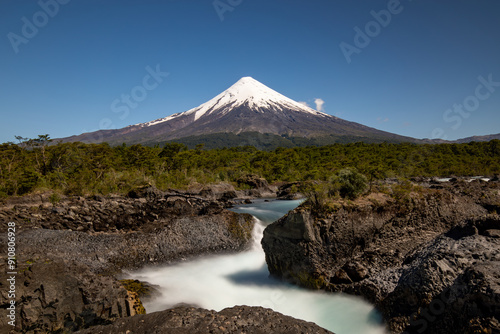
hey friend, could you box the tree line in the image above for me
[1,136,499,197]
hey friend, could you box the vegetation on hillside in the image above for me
[1,135,499,198]
[155,131,414,150]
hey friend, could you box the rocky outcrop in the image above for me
[261,180,500,333]
[276,182,304,200]
[0,186,247,234]
[381,217,500,333]
[0,187,256,333]
[0,260,143,334]
[0,189,256,276]
[197,184,239,203]
[263,188,487,291]
[73,306,335,334]
[12,209,253,275]
[186,180,277,202]
[237,174,274,193]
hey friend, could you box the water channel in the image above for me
[129,199,387,334]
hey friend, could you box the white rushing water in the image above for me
[128,199,387,334]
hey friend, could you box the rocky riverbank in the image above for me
[0,182,285,333]
[261,179,500,333]
[73,305,334,334]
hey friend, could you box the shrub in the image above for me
[49,193,61,206]
[333,168,368,200]
[18,170,39,195]
[300,181,331,214]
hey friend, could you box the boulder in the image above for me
[381,217,500,333]
[238,174,271,191]
[276,182,303,200]
[127,186,164,199]
[0,260,142,334]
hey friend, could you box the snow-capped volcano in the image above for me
[59,77,415,145]
[183,76,327,121]
[136,76,328,129]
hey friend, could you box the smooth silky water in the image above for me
[128,199,387,334]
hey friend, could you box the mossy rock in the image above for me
[295,271,328,290]
[227,212,254,243]
[119,279,152,298]
[127,290,146,315]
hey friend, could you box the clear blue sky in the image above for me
[1,0,499,144]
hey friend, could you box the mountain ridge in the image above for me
[57,77,496,147]
[454,133,500,143]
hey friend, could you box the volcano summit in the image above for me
[60,77,415,145]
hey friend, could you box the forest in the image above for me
[1,135,499,198]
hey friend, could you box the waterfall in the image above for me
[128,200,387,334]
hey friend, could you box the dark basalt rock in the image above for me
[0,186,251,234]
[219,190,238,202]
[237,174,271,191]
[74,306,335,334]
[277,182,303,200]
[380,217,500,334]
[9,208,254,276]
[0,188,257,333]
[0,260,143,334]
[261,181,500,333]
[127,185,164,200]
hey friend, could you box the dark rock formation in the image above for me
[0,188,243,234]
[0,260,143,334]
[11,209,253,276]
[0,187,256,333]
[382,217,500,333]
[74,306,334,334]
[261,181,500,333]
[263,188,487,292]
[237,174,271,191]
[276,182,304,200]
[189,181,277,202]
[194,183,240,203]
[0,189,256,277]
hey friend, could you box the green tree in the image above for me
[159,142,187,158]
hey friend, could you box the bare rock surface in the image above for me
[382,217,500,333]
[0,260,142,333]
[0,187,258,333]
[261,180,500,333]
[74,306,334,334]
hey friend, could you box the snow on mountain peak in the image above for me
[137,77,328,127]
[184,76,327,121]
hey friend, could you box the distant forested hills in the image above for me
[153,132,409,150]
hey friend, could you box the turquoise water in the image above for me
[130,199,387,334]
[230,198,305,224]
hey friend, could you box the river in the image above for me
[128,199,387,334]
